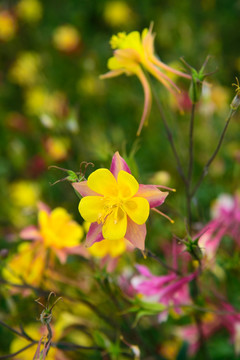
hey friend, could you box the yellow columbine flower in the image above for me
[73,152,169,250]
[101,24,190,135]
[20,205,84,263]
[38,207,83,249]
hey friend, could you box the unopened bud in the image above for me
[230,77,240,113]
[230,93,240,111]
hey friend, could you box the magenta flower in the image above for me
[131,264,196,322]
[72,152,169,250]
[198,193,240,263]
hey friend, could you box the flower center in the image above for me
[98,196,124,225]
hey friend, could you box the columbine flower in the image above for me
[101,24,190,135]
[73,152,169,250]
[131,264,195,322]
[21,203,84,263]
[198,193,240,265]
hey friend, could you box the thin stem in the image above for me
[151,85,188,186]
[144,249,181,275]
[0,343,37,359]
[188,103,196,183]
[191,111,233,197]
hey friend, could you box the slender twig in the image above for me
[151,85,188,186]
[191,110,234,197]
[0,342,37,359]
[188,103,196,183]
[143,249,182,275]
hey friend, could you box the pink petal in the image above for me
[54,249,67,264]
[37,201,51,214]
[72,181,100,197]
[65,245,90,258]
[136,185,168,208]
[125,219,146,250]
[110,152,131,178]
[135,67,152,136]
[85,222,104,247]
[20,226,40,240]
[135,264,153,277]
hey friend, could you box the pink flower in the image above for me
[72,152,169,250]
[131,264,196,322]
[198,193,240,263]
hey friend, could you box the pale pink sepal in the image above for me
[125,219,146,250]
[137,185,168,208]
[110,151,131,178]
[72,181,100,197]
[20,226,40,240]
[54,246,90,264]
[85,222,104,247]
[37,201,51,214]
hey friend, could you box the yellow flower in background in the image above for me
[101,24,190,135]
[160,339,181,360]
[9,52,42,86]
[0,10,17,41]
[25,87,65,116]
[25,86,48,115]
[45,136,70,161]
[89,238,127,258]
[3,242,45,287]
[10,180,40,208]
[53,25,81,52]
[38,207,84,249]
[16,0,43,23]
[103,1,132,27]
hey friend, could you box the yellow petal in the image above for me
[109,238,126,257]
[124,197,149,224]
[38,209,49,229]
[117,170,139,199]
[102,207,127,240]
[79,196,104,222]
[87,169,118,197]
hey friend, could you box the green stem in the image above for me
[191,110,233,197]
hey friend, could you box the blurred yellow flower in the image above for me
[3,242,45,286]
[89,238,127,258]
[45,136,70,161]
[9,52,42,86]
[103,1,132,27]
[10,180,40,208]
[25,86,48,115]
[160,339,181,360]
[0,10,17,41]
[52,25,81,52]
[39,207,83,249]
[25,87,65,116]
[77,75,105,96]
[16,0,43,23]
